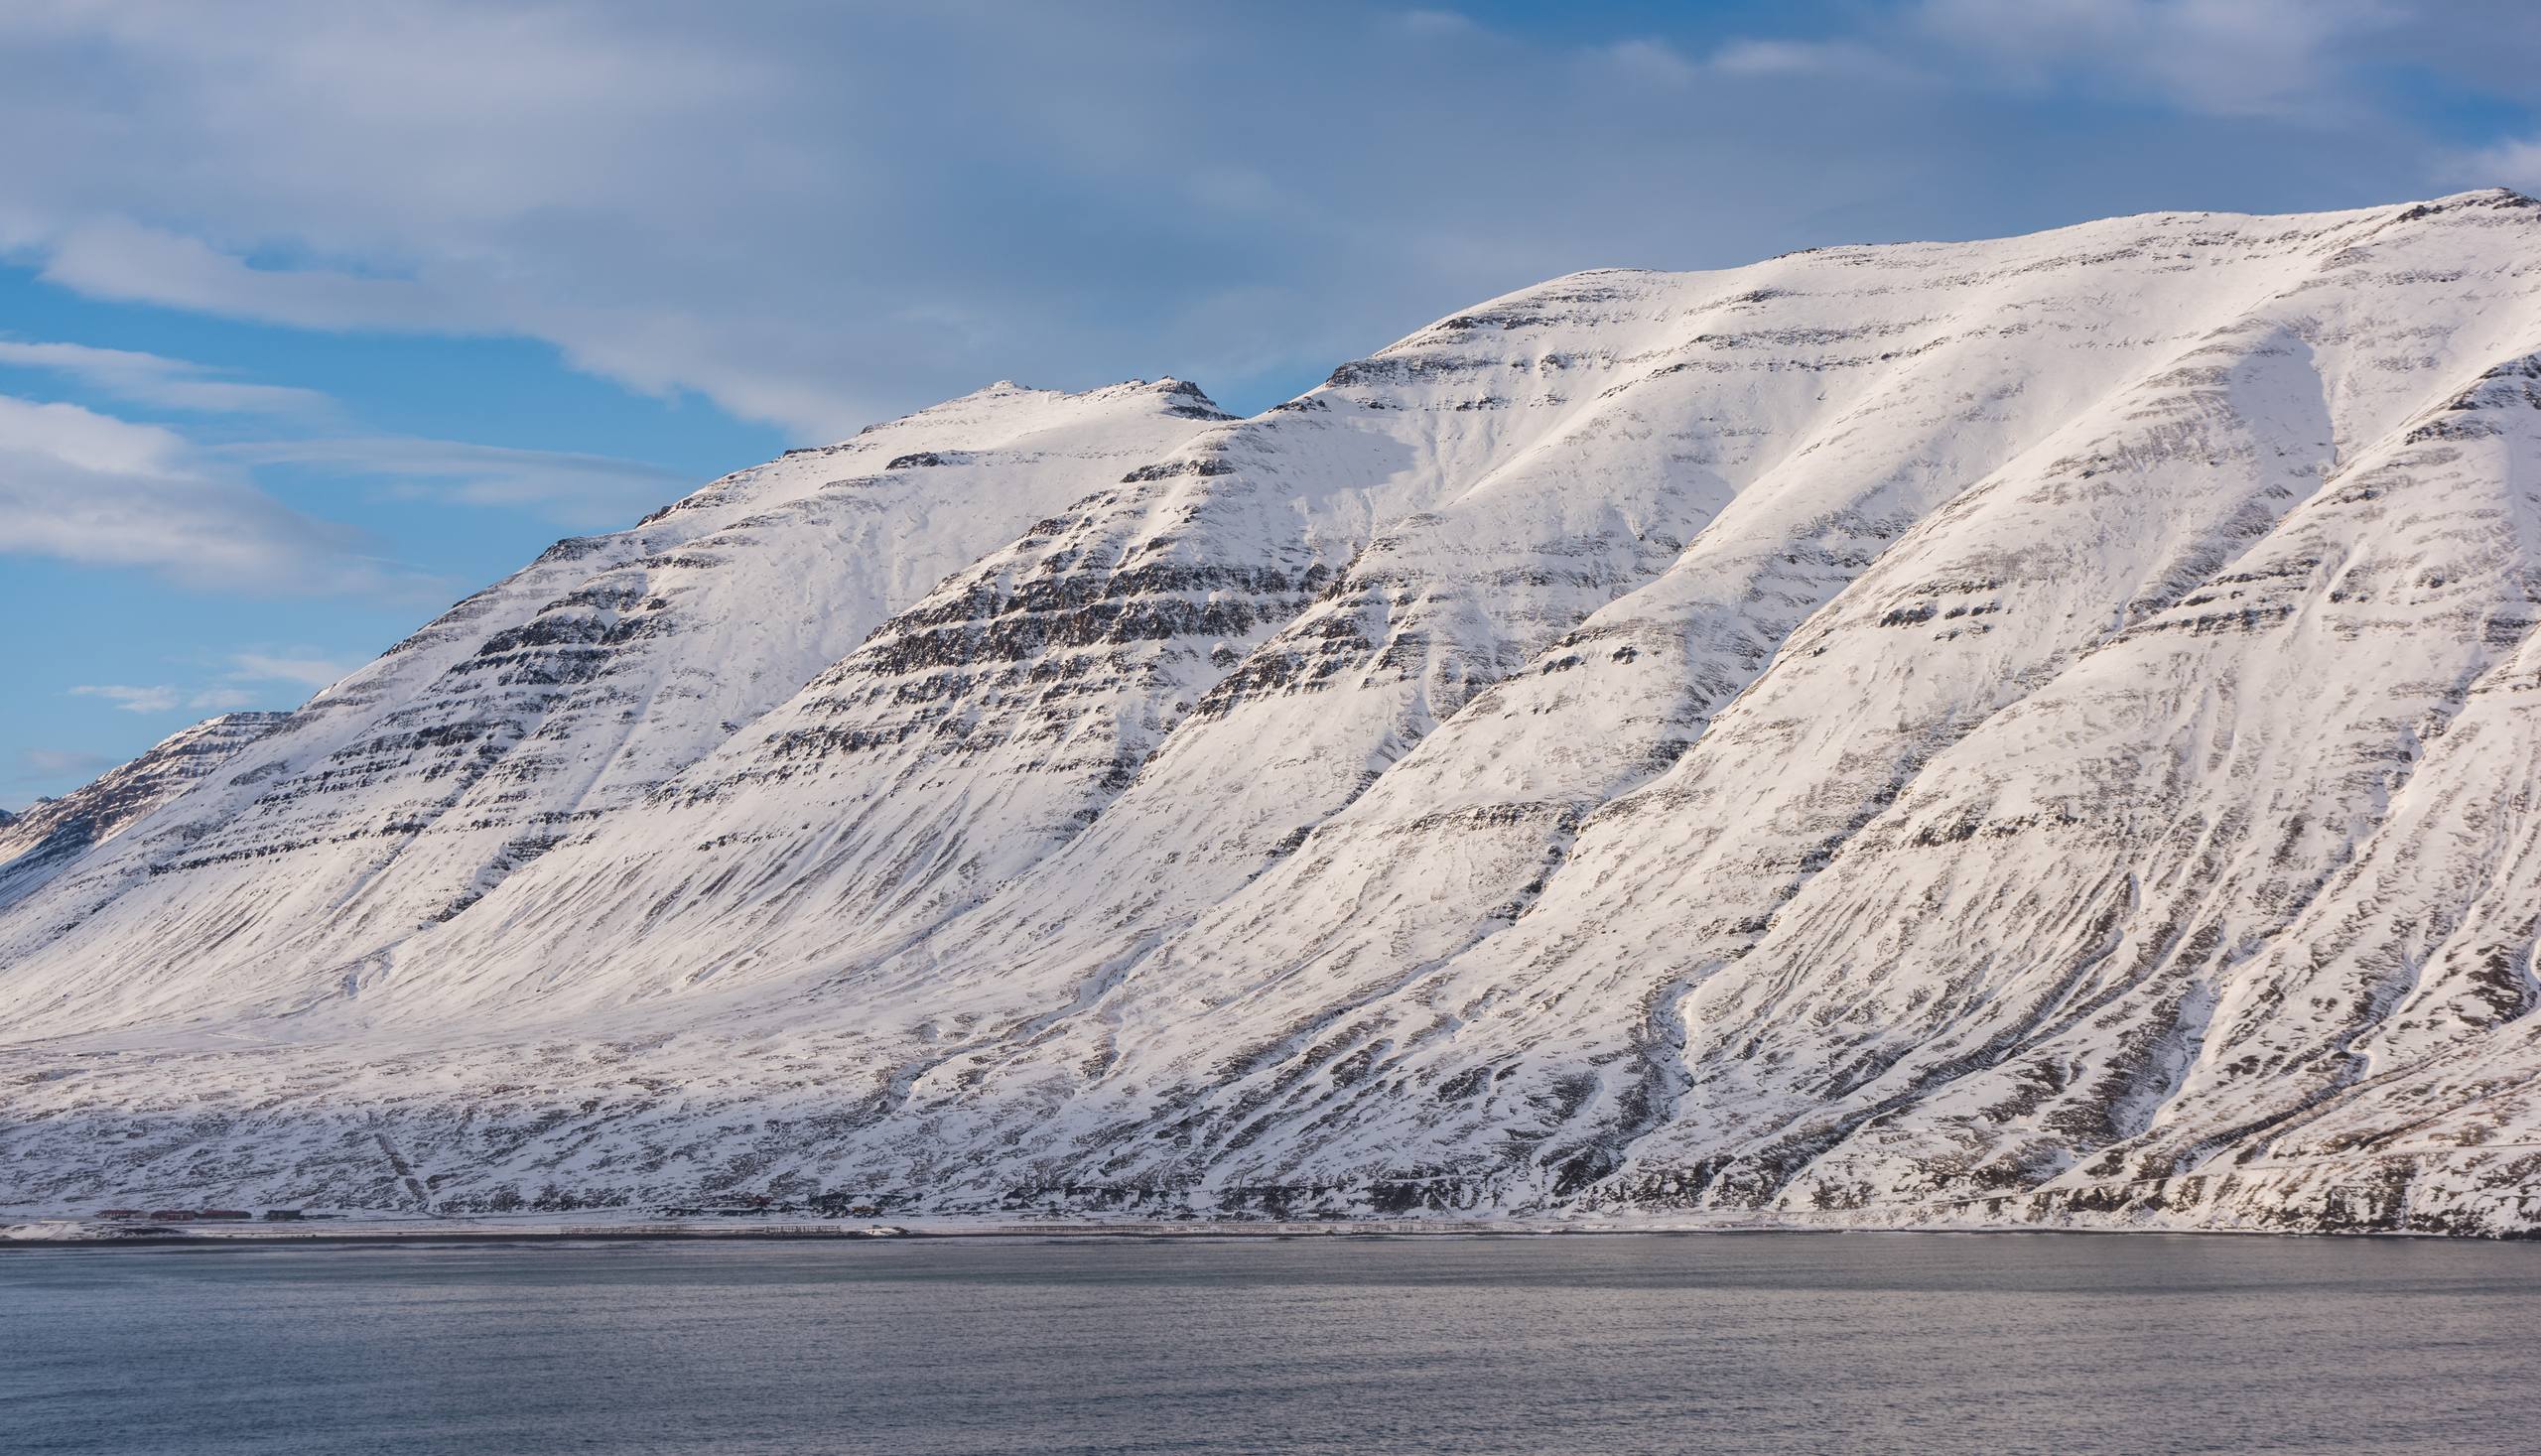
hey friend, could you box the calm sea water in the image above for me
[4,1232,2537,1454]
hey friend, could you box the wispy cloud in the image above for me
[1391,9,1477,39]
[1705,38,1902,80]
[2454,136,2541,193]
[0,337,332,416]
[0,332,686,562]
[69,684,182,714]
[1593,39,1702,87]
[0,393,445,599]
[1913,0,2400,120]
[0,363,687,599]
[222,651,354,690]
[184,687,264,713]
[225,436,693,527]
[64,650,351,721]
[1594,34,1905,87]
[17,747,115,781]
[36,219,467,334]
[0,0,2525,439]
[81,684,264,715]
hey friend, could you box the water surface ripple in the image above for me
[4,1232,2535,1454]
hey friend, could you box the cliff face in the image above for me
[8,192,2541,1235]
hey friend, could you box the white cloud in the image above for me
[37,219,466,333]
[222,651,353,690]
[0,393,442,598]
[0,337,331,415]
[58,651,348,725]
[18,747,115,780]
[223,436,693,528]
[1594,34,1904,88]
[1705,39,1900,80]
[69,684,181,714]
[186,687,264,712]
[0,334,687,558]
[0,0,2518,441]
[1596,39,1702,87]
[1393,10,1477,38]
[2455,137,2541,194]
[1914,0,2397,119]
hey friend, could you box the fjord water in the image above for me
[4,1234,2535,1454]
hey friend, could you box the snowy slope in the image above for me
[0,379,1226,1030]
[0,713,286,912]
[7,192,2541,1236]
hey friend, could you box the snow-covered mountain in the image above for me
[8,191,2541,1236]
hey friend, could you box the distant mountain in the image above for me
[7,191,2541,1236]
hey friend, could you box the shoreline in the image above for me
[0,1215,1730,1249]
[0,1213,2462,1249]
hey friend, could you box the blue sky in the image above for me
[5,0,2540,808]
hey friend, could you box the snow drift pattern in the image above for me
[9,191,2541,1235]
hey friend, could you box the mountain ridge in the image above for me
[8,190,2541,1236]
